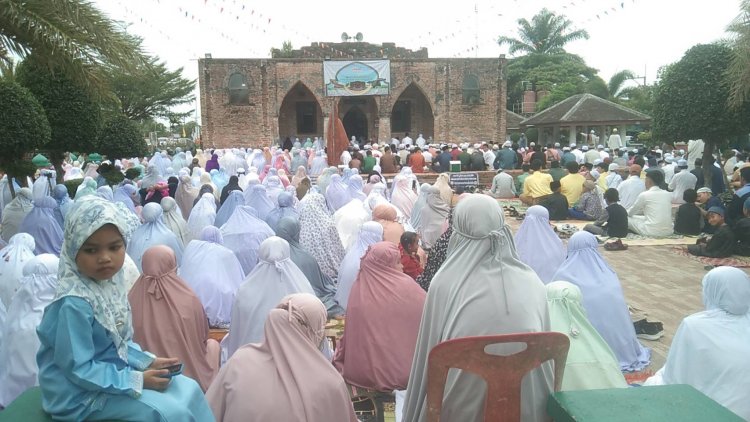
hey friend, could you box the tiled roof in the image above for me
[521,93,651,126]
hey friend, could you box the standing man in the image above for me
[607,128,623,150]
[668,159,698,204]
[687,139,704,171]
[402,132,413,147]
[482,144,495,170]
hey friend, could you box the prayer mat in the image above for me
[624,368,655,386]
[597,234,698,247]
[670,247,750,268]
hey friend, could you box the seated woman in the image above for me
[35,197,213,421]
[333,242,426,392]
[0,254,59,407]
[219,205,274,275]
[126,202,184,272]
[546,281,628,391]
[207,293,357,421]
[18,196,63,256]
[178,226,245,329]
[551,231,650,372]
[335,221,383,311]
[0,233,36,307]
[645,267,749,420]
[402,195,552,422]
[222,236,314,360]
[129,245,220,392]
[515,205,566,284]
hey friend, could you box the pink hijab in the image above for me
[372,204,404,244]
[333,242,427,391]
[175,175,199,220]
[128,245,220,391]
[390,175,418,220]
[207,293,357,422]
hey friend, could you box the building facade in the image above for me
[198,42,507,148]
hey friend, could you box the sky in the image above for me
[93,0,743,122]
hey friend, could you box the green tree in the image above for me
[0,0,143,96]
[497,8,589,56]
[271,40,295,58]
[0,80,51,196]
[653,43,750,186]
[0,58,17,81]
[97,114,148,160]
[16,55,102,180]
[106,56,196,121]
[727,0,750,109]
[608,70,636,99]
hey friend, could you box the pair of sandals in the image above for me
[503,205,526,220]
[556,223,579,239]
[604,238,628,251]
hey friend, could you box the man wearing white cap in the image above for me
[584,145,600,165]
[495,141,517,170]
[662,155,677,184]
[570,144,584,165]
[608,128,623,149]
[669,159,698,204]
[402,132,413,147]
[416,133,426,148]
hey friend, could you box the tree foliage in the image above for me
[107,56,195,121]
[506,52,602,110]
[0,0,143,97]
[271,40,295,58]
[498,8,589,56]
[97,114,148,160]
[16,56,102,158]
[727,0,750,109]
[608,70,636,99]
[653,43,750,147]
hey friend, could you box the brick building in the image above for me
[198,41,507,148]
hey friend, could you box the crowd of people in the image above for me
[0,136,747,421]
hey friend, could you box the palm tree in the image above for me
[608,70,636,99]
[498,8,589,56]
[727,0,750,109]
[0,0,143,95]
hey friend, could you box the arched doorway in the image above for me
[342,106,368,141]
[391,83,434,140]
[278,82,323,140]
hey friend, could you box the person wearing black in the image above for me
[687,207,736,258]
[167,176,179,198]
[220,175,243,205]
[726,167,750,226]
[582,188,628,238]
[706,157,726,195]
[470,147,485,171]
[282,136,293,151]
[539,180,569,221]
[673,189,702,235]
[734,197,750,256]
[690,158,705,189]
[530,144,546,169]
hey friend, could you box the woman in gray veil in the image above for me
[402,194,553,422]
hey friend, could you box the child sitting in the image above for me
[687,206,736,258]
[540,180,569,221]
[584,188,629,238]
[36,197,213,421]
[399,232,423,280]
[674,189,702,235]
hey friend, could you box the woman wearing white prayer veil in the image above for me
[176,174,199,220]
[333,199,368,251]
[402,194,553,422]
[326,174,352,212]
[265,175,285,206]
[310,150,328,176]
[179,226,245,329]
[334,221,383,311]
[139,164,160,190]
[126,202,184,272]
[266,191,300,232]
[409,183,432,232]
[390,174,418,220]
[160,196,189,248]
[298,192,345,279]
[644,267,750,419]
[186,192,217,242]
[515,205,566,284]
[220,205,275,275]
[244,184,275,221]
[0,233,36,307]
[0,254,59,407]
[433,172,454,204]
[221,236,314,360]
[213,190,243,228]
[417,186,450,250]
[1,188,33,242]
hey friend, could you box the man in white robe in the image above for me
[628,170,673,237]
[662,156,677,184]
[669,160,698,204]
[607,128,623,150]
[686,139,704,171]
[416,134,426,148]
[617,164,647,210]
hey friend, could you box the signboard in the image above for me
[324,60,390,96]
[449,172,479,188]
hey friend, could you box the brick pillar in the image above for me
[378,116,391,143]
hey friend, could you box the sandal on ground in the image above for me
[604,239,628,251]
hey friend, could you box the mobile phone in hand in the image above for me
[158,363,183,378]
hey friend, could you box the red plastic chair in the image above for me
[426,332,570,422]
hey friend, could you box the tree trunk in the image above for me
[7,171,16,199]
[702,140,714,192]
[50,150,65,184]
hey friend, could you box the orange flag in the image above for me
[326,101,349,166]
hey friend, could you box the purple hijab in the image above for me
[514,206,566,284]
[205,153,220,172]
[551,231,650,371]
[18,197,63,256]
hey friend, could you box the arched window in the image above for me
[228,73,250,105]
[462,74,481,105]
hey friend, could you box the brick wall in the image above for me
[199,53,508,152]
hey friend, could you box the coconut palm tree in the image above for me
[0,0,143,95]
[727,0,750,109]
[608,69,636,99]
[498,8,589,56]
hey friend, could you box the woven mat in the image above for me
[670,246,750,268]
[598,234,698,247]
[624,368,655,385]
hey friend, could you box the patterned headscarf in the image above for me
[298,193,345,279]
[54,196,139,362]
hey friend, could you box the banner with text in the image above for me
[324,60,390,96]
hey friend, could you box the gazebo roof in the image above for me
[506,110,525,130]
[521,93,651,126]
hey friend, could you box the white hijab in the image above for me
[334,222,383,311]
[0,233,36,307]
[186,193,217,242]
